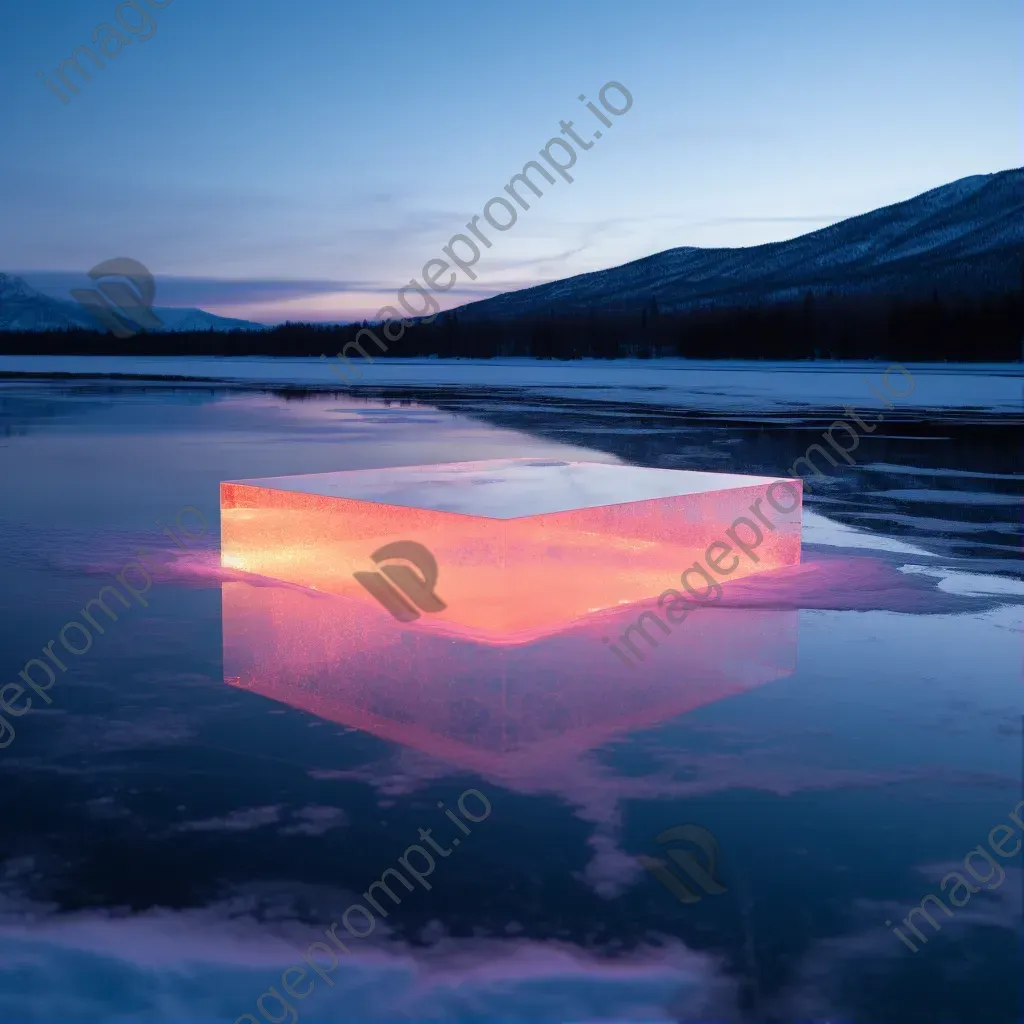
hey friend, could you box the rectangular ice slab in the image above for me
[221,458,802,641]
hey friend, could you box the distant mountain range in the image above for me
[453,167,1024,320]
[0,274,265,333]
[2,169,1021,337]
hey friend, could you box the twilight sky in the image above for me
[0,0,1019,324]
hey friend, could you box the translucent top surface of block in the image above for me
[230,459,785,519]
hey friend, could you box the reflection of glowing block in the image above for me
[222,580,799,779]
[221,459,801,642]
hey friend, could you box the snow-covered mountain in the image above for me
[454,168,1024,320]
[0,275,264,332]
[6,169,1020,335]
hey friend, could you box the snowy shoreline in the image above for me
[0,355,1019,414]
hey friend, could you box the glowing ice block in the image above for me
[220,458,801,641]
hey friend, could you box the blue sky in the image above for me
[0,0,1019,324]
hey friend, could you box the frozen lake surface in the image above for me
[1,354,1021,413]
[0,360,1019,1023]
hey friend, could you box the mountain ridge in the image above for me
[2,169,1021,337]
[450,168,1024,321]
[0,274,265,333]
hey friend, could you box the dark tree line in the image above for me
[0,289,1021,362]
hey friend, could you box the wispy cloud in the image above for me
[176,806,282,832]
[16,273,498,324]
[279,805,349,837]
[693,215,841,225]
